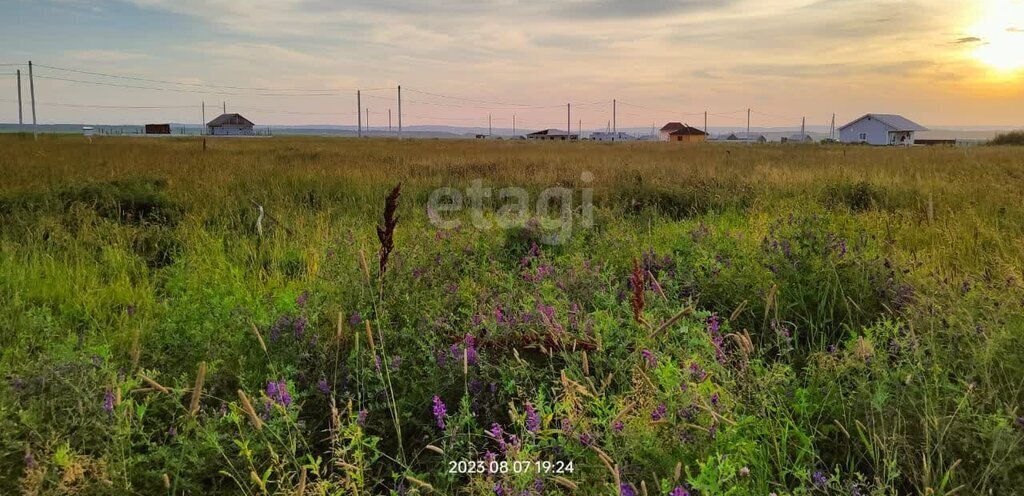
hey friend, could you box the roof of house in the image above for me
[526,129,570,136]
[207,113,255,127]
[787,133,813,141]
[668,125,707,136]
[723,132,766,141]
[839,114,926,132]
[660,122,685,132]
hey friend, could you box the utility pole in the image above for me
[566,103,570,137]
[512,114,516,137]
[16,69,23,133]
[704,111,708,136]
[746,108,751,141]
[612,99,616,136]
[578,119,582,139]
[223,101,226,114]
[357,90,362,138]
[830,113,836,140]
[389,109,392,134]
[488,114,492,136]
[201,101,206,135]
[28,61,37,140]
[366,108,369,133]
[801,116,806,139]
[397,85,402,140]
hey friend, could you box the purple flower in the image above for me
[432,396,447,430]
[267,379,292,407]
[103,388,115,415]
[706,314,720,335]
[651,403,667,421]
[1015,416,1024,431]
[464,334,479,366]
[126,305,136,317]
[349,312,363,326]
[317,379,330,394]
[641,349,657,368]
[374,355,382,372]
[579,432,593,445]
[293,315,308,339]
[24,451,37,469]
[560,418,572,432]
[811,471,827,487]
[390,356,402,371]
[494,483,506,496]
[296,290,309,307]
[710,393,720,408]
[270,315,290,342]
[357,409,368,426]
[620,484,636,496]
[669,487,690,496]
[168,425,178,437]
[613,420,624,432]
[525,403,541,433]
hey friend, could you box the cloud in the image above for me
[1008,27,1022,33]
[551,0,739,19]
[63,49,151,62]
[953,36,983,44]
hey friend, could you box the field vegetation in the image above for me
[1,135,1023,495]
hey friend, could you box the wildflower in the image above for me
[374,355,382,372]
[296,290,309,307]
[651,403,667,421]
[471,314,483,327]
[534,478,545,492]
[620,483,636,496]
[494,483,506,496]
[739,466,750,477]
[168,425,177,438]
[293,316,308,339]
[267,379,292,407]
[357,409,368,426]
[390,356,402,370]
[708,422,717,439]
[641,349,657,368]
[464,334,478,366]
[490,423,507,452]
[270,315,289,342]
[560,418,572,432]
[24,451,37,469]
[432,396,447,430]
[316,379,330,394]
[525,403,541,433]
[126,304,136,317]
[579,432,593,446]
[710,393,720,408]
[103,388,115,415]
[669,487,690,496]
[1015,416,1024,431]
[376,183,401,275]
[349,312,363,326]
[613,420,624,432]
[689,362,707,382]
[811,471,827,487]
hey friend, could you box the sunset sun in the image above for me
[970,0,1024,71]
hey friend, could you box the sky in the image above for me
[2,0,1023,129]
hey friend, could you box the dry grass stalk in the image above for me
[613,464,622,491]
[648,305,694,339]
[336,311,344,342]
[646,270,667,301]
[553,476,579,490]
[162,473,171,490]
[189,361,207,416]
[297,468,307,496]
[424,444,445,455]
[114,386,122,407]
[463,348,469,377]
[376,183,401,276]
[674,462,682,481]
[641,480,649,496]
[405,475,434,492]
[629,258,646,326]
[250,322,267,353]
[364,320,377,354]
[138,374,170,394]
[582,350,590,376]
[358,249,372,283]
[729,330,754,356]
[729,300,748,322]
[237,389,264,430]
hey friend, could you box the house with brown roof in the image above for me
[206,113,255,136]
[660,122,708,143]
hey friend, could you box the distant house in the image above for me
[207,113,255,136]
[713,132,767,143]
[839,114,926,146]
[782,133,814,143]
[667,125,708,143]
[526,129,577,140]
[658,122,685,141]
[145,123,171,135]
[590,131,636,141]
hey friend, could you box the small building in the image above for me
[667,125,708,143]
[712,132,767,143]
[206,113,255,136]
[782,133,814,143]
[526,129,577,140]
[914,138,955,146]
[145,123,171,135]
[839,114,926,146]
[590,131,636,141]
[659,122,685,141]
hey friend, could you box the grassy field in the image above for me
[1,135,1023,495]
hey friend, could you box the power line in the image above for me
[32,74,342,97]
[33,63,355,93]
[0,98,195,109]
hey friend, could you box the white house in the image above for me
[839,114,926,146]
[207,113,255,136]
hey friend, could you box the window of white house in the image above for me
[859,133,867,140]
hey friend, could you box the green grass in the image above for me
[1,135,1022,495]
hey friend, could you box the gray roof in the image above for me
[207,113,255,127]
[839,114,926,132]
[527,129,569,136]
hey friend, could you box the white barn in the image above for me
[839,114,926,146]
[590,131,636,141]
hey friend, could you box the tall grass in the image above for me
[0,135,1022,494]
